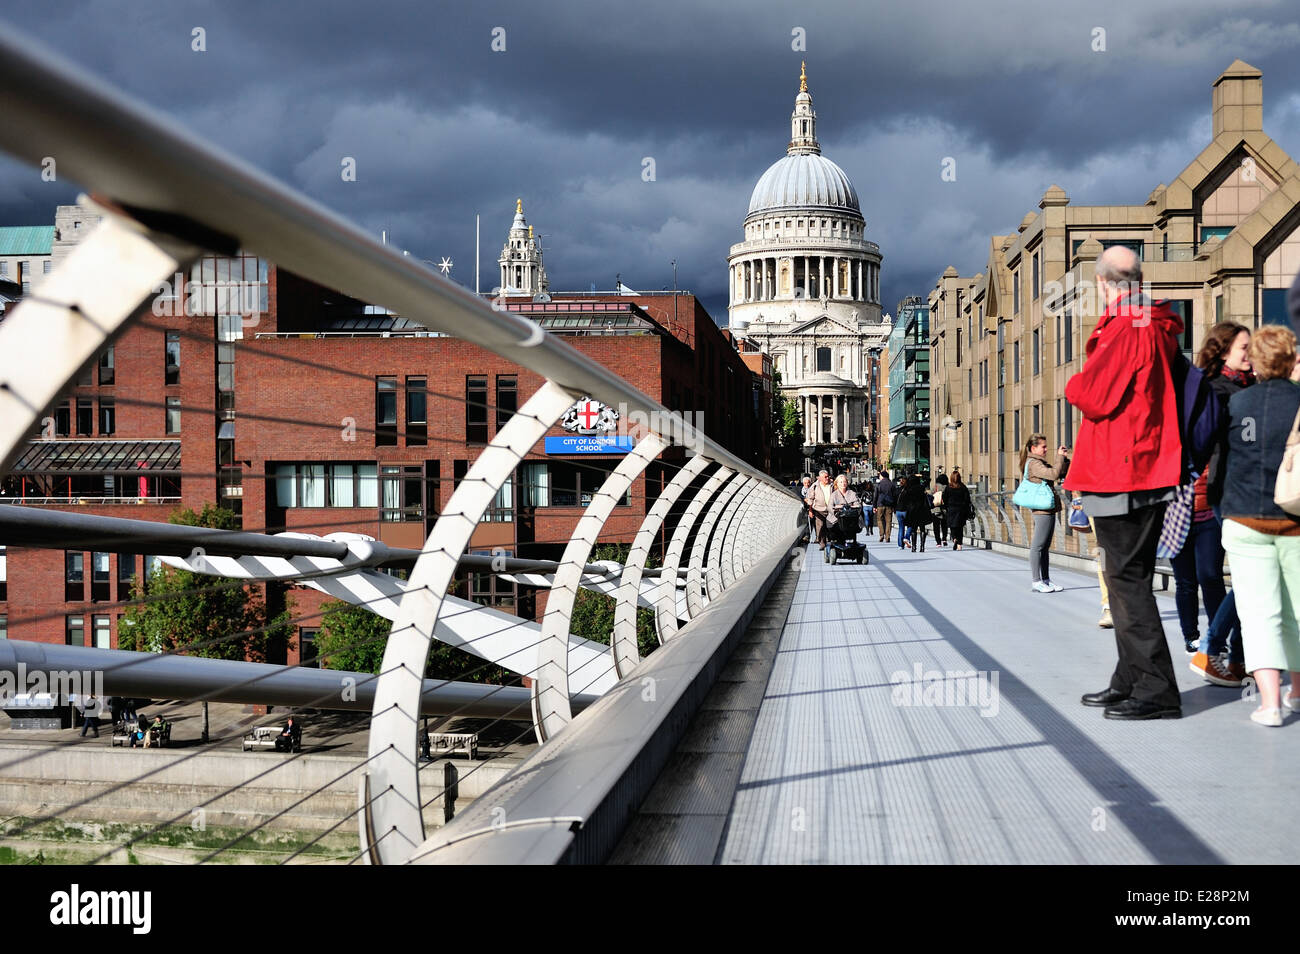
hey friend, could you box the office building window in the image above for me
[274,462,378,508]
[118,553,135,601]
[299,628,319,668]
[76,397,93,436]
[91,551,110,602]
[1064,309,1074,362]
[376,376,398,446]
[98,398,115,435]
[165,332,180,385]
[1065,399,1074,444]
[1014,270,1021,315]
[496,375,517,430]
[1013,341,1021,382]
[98,346,114,385]
[0,615,6,639]
[0,262,6,277]
[1032,329,1040,375]
[164,397,181,434]
[956,328,962,367]
[453,459,468,489]
[466,375,488,443]
[469,549,516,609]
[217,342,235,410]
[93,615,110,649]
[1033,404,1040,433]
[1032,252,1040,300]
[65,551,84,602]
[406,376,427,447]
[380,465,424,522]
[66,615,85,647]
[1014,409,1021,447]
[43,260,52,274]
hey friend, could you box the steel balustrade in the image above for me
[532,432,667,742]
[612,453,712,677]
[656,465,733,641]
[0,27,805,865]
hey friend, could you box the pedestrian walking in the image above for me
[930,480,948,547]
[874,471,897,542]
[1065,246,1184,720]
[1183,322,1253,682]
[899,476,930,552]
[1016,434,1070,592]
[79,695,99,738]
[1217,323,1300,726]
[942,472,972,550]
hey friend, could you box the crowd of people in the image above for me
[795,246,1300,728]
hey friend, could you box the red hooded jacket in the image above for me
[1062,294,1183,494]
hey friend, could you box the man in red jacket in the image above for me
[1064,246,1184,720]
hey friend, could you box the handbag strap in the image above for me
[1288,403,1300,450]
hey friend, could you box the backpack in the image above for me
[1171,349,1222,476]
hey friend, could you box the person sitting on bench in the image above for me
[274,716,301,752]
[145,714,166,748]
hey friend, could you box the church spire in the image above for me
[789,62,820,155]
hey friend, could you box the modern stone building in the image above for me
[929,59,1300,494]
[728,63,890,453]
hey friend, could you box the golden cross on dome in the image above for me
[516,197,523,214]
[800,60,807,92]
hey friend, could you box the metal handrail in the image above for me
[0,29,785,497]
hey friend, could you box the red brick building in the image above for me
[0,245,771,662]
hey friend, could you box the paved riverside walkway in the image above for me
[718,535,1300,864]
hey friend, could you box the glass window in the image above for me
[91,551,110,602]
[1032,253,1040,301]
[98,398,115,435]
[1201,225,1234,246]
[331,464,355,508]
[76,397,93,436]
[0,615,6,639]
[93,615,110,649]
[98,346,114,385]
[299,628,319,668]
[496,375,517,430]
[301,464,326,507]
[376,377,397,446]
[466,375,488,443]
[165,397,181,434]
[1013,269,1021,315]
[406,376,427,447]
[519,462,549,507]
[816,348,831,372]
[66,615,85,647]
[357,464,379,507]
[1032,329,1040,375]
[165,332,180,385]
[1013,341,1021,382]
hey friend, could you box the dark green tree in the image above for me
[120,504,294,664]
[569,543,659,661]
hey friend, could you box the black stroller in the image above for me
[826,504,868,565]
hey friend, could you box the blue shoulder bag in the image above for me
[1012,464,1055,511]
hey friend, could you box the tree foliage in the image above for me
[119,504,293,662]
[569,543,659,661]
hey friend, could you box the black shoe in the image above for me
[1081,687,1129,707]
[1184,637,1199,655]
[1103,698,1182,720]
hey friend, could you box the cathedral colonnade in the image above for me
[799,391,856,445]
[731,256,879,305]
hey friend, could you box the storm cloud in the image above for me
[2,0,1300,319]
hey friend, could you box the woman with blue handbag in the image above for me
[1014,434,1070,592]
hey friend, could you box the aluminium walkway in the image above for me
[617,533,1300,864]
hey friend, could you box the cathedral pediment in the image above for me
[784,314,859,337]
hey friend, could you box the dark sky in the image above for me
[3,0,1300,322]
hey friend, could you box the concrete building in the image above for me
[727,63,889,455]
[929,59,1300,494]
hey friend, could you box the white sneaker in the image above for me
[1031,581,1053,593]
[1043,580,1063,592]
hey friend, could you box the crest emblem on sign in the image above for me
[562,397,619,434]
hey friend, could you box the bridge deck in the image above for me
[717,538,1296,864]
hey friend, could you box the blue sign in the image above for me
[545,435,635,455]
